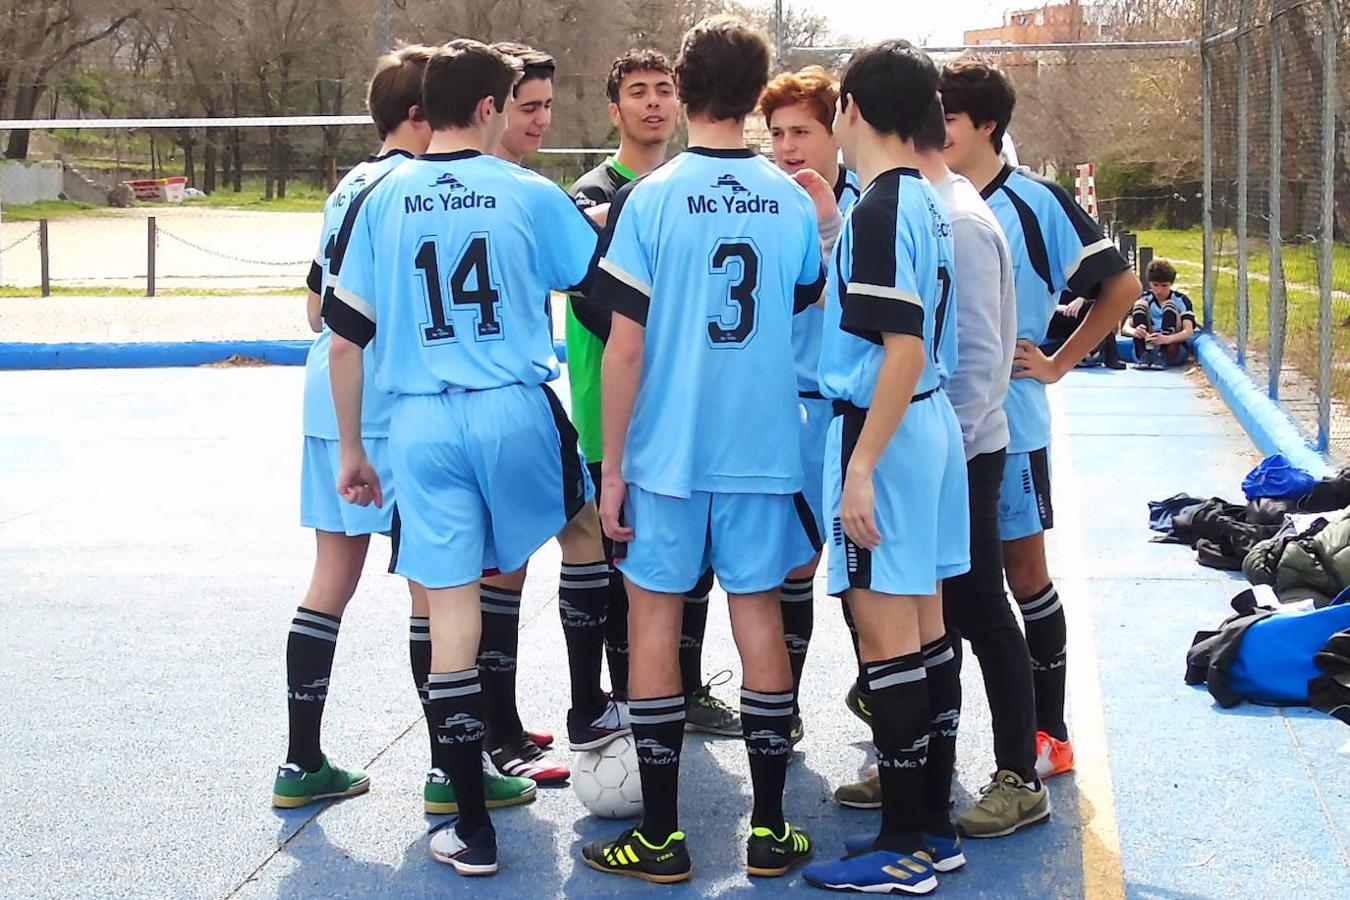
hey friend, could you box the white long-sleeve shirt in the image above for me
[931,172,1018,461]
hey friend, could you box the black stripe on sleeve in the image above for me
[840,292,924,342]
[1066,246,1131,301]
[320,167,398,314]
[305,260,323,294]
[794,265,827,314]
[593,267,649,327]
[321,291,375,348]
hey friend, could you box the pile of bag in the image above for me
[1157,457,1350,719]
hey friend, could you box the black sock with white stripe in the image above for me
[604,576,630,700]
[630,694,686,841]
[1016,582,1068,741]
[428,668,491,834]
[559,561,610,718]
[865,652,929,854]
[841,599,868,703]
[477,585,525,747]
[741,687,794,831]
[780,578,814,713]
[408,616,433,762]
[920,636,961,837]
[285,607,341,773]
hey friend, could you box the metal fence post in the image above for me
[38,218,50,298]
[1268,10,1285,401]
[1236,17,1250,367]
[1200,4,1215,331]
[147,216,156,298]
[1317,0,1338,452]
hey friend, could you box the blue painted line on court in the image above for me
[1193,331,1334,478]
[0,339,569,369]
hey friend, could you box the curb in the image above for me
[0,339,570,369]
[1192,331,1334,478]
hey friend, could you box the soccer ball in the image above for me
[572,734,643,819]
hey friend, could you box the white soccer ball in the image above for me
[572,733,644,819]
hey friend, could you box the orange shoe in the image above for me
[1034,731,1074,778]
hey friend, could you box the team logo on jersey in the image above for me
[688,173,780,216]
[432,172,465,190]
[713,173,749,193]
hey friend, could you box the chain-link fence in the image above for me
[1203,0,1349,462]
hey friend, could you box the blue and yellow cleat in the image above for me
[803,849,938,894]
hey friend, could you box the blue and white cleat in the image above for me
[803,848,938,894]
[428,819,498,876]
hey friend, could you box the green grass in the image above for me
[1135,226,1350,415]
[1,199,97,221]
[0,284,305,298]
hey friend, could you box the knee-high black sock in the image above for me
[679,582,711,698]
[1131,303,1150,358]
[741,687,794,831]
[604,572,630,701]
[560,561,610,718]
[286,607,341,772]
[1017,583,1068,741]
[409,616,434,764]
[477,585,524,746]
[630,694,686,840]
[780,578,814,714]
[428,668,491,835]
[842,600,867,699]
[920,636,961,837]
[865,653,929,854]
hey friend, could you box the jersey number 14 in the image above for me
[415,234,503,343]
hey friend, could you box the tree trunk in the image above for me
[4,83,43,159]
[265,125,277,199]
[232,128,243,192]
[182,129,196,186]
[203,128,217,194]
[277,126,289,199]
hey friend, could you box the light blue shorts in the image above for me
[997,447,1054,542]
[616,487,819,595]
[796,393,833,563]
[300,435,394,536]
[388,383,593,589]
[825,393,970,597]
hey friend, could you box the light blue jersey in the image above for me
[595,147,825,498]
[326,150,598,394]
[819,167,956,408]
[981,165,1129,452]
[302,149,412,438]
[794,167,861,395]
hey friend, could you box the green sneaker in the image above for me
[957,769,1051,838]
[272,756,370,809]
[746,821,812,877]
[424,753,538,815]
[686,671,741,736]
[833,770,881,809]
[582,827,692,883]
[845,682,872,724]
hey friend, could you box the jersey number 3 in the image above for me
[707,239,760,348]
[416,234,502,343]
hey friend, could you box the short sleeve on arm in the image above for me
[537,181,601,293]
[592,187,653,327]
[793,195,826,313]
[1040,180,1130,300]
[324,204,376,348]
[840,199,924,340]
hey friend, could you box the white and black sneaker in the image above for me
[568,696,631,750]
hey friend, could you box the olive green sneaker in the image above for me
[272,756,370,808]
[957,769,1051,838]
[833,771,881,809]
[686,671,741,737]
[424,753,538,815]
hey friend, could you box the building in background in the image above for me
[963,1,1100,45]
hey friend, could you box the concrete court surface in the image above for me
[0,362,1346,899]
